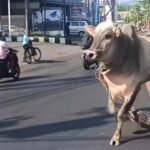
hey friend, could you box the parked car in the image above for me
[67,21,89,37]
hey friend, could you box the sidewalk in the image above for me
[5,36,82,46]
[8,42,81,66]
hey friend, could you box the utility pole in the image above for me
[8,0,11,37]
[87,0,90,18]
[0,0,2,31]
[25,0,29,32]
[63,0,66,37]
[111,0,117,22]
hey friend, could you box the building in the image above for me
[0,0,40,34]
[0,0,39,15]
[0,0,118,36]
[0,0,86,36]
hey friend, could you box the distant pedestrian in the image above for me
[65,22,70,37]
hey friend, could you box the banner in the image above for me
[70,6,85,19]
[32,7,63,32]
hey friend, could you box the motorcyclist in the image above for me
[81,32,93,50]
[81,25,99,69]
[81,25,96,50]
[0,40,15,74]
[0,40,9,60]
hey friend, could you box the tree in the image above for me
[126,0,150,26]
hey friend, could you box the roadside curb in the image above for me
[5,36,72,45]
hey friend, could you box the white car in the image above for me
[67,21,89,37]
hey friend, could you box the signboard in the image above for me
[70,6,85,19]
[40,0,82,5]
[45,9,62,21]
[32,7,63,32]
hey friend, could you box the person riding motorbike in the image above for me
[81,32,93,50]
[0,40,16,75]
[0,40,9,60]
[81,25,99,69]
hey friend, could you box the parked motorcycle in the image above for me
[0,48,20,80]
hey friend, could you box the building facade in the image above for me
[0,0,87,36]
[0,0,117,36]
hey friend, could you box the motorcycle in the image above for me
[0,48,20,80]
[81,33,98,70]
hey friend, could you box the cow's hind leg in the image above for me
[110,86,140,146]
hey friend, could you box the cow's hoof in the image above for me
[110,138,120,146]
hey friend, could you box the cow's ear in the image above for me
[85,25,96,37]
[115,26,122,37]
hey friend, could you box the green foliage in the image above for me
[117,5,132,11]
[126,0,150,25]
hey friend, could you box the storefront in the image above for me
[0,0,87,36]
[32,0,86,36]
[32,7,64,36]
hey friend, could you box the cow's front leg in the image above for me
[110,86,140,146]
[109,112,123,146]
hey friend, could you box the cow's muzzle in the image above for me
[81,50,97,59]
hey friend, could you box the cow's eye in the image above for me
[105,34,112,39]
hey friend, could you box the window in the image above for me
[70,22,79,26]
[80,22,85,26]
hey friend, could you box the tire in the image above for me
[83,56,90,70]
[78,31,85,38]
[33,47,41,62]
[25,50,32,64]
[12,64,20,79]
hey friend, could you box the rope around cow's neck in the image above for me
[95,61,111,80]
[95,62,123,109]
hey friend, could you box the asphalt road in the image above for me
[0,43,150,150]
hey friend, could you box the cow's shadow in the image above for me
[32,60,66,64]
[122,125,150,145]
[122,133,150,145]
